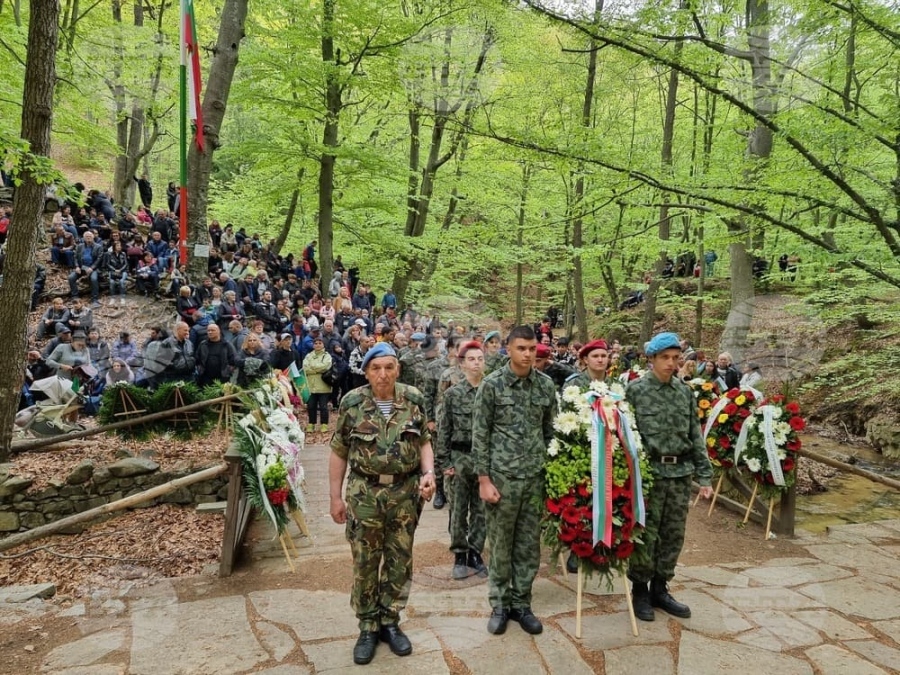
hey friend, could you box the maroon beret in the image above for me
[457,340,483,359]
[579,339,609,360]
[535,344,552,358]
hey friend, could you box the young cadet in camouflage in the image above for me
[417,335,448,508]
[473,326,557,636]
[483,331,507,375]
[437,341,488,581]
[625,331,714,622]
[329,342,437,665]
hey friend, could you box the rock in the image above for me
[865,414,900,459]
[115,447,133,459]
[60,484,87,497]
[0,510,20,531]
[0,583,56,603]
[0,463,11,483]
[66,460,95,485]
[0,476,34,499]
[92,467,111,483]
[19,511,45,528]
[196,501,227,513]
[107,458,159,478]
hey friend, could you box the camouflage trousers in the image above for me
[484,472,543,609]
[628,474,691,584]
[448,451,485,554]
[345,474,421,631]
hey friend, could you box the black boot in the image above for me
[433,487,446,509]
[509,607,543,635]
[452,552,469,580]
[630,579,655,622]
[565,552,578,574]
[650,578,691,618]
[467,549,488,578]
[487,607,508,635]
[353,630,379,664]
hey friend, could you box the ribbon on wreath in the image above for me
[587,392,646,548]
[754,405,786,486]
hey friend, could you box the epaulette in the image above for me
[402,384,426,406]
[341,389,365,407]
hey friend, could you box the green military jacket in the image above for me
[625,372,713,485]
[436,378,479,470]
[419,354,444,423]
[331,383,431,476]
[472,363,558,479]
[398,349,422,387]
[484,352,508,375]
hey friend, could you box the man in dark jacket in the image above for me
[68,232,104,305]
[195,324,238,386]
[135,174,153,208]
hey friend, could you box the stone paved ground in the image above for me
[3,442,900,675]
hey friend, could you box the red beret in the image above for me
[579,339,609,359]
[457,340,483,359]
[535,344,552,358]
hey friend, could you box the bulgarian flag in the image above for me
[180,0,204,152]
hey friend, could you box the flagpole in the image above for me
[178,0,188,265]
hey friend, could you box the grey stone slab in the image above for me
[678,566,750,587]
[256,621,296,662]
[677,630,813,675]
[872,618,900,643]
[533,577,597,617]
[303,627,445,673]
[0,583,56,603]
[667,590,752,635]
[872,519,900,534]
[793,610,873,641]
[534,626,593,675]
[805,644,889,675]
[704,586,824,613]
[735,627,786,652]
[740,563,853,587]
[252,667,311,675]
[758,557,819,567]
[408,580,493,614]
[58,604,86,618]
[41,666,123,675]
[797,577,900,620]
[130,596,268,675]
[605,645,674,675]
[249,589,358,640]
[802,544,898,575]
[845,640,900,671]
[825,522,899,541]
[557,611,673,650]
[748,611,823,648]
[40,629,126,671]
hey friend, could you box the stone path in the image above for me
[4,443,900,674]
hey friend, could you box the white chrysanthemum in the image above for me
[553,411,581,436]
[562,386,583,404]
[610,382,625,397]
[776,448,787,460]
[688,378,705,386]
[775,422,791,435]
[745,416,757,429]
[774,432,788,445]
[238,414,257,430]
[579,407,593,426]
[547,439,560,457]
[771,406,782,419]
[746,458,762,473]
[589,380,610,396]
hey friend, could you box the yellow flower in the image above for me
[699,399,711,410]
[701,383,713,391]
[717,413,729,424]
[707,437,715,447]
[735,395,746,405]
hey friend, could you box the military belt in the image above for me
[655,455,685,465]
[450,442,472,453]
[351,470,417,487]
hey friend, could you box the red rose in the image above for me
[615,541,635,559]
[732,421,744,433]
[789,416,806,431]
[786,439,802,451]
[559,527,579,543]
[772,394,785,403]
[724,403,738,415]
[612,484,630,500]
[546,498,563,515]
[744,391,755,402]
[782,458,795,472]
[576,483,591,498]
[620,521,634,540]
[575,526,593,541]
[572,542,595,558]
[785,402,800,414]
[726,388,740,398]
[708,448,719,459]
[718,436,731,449]
[590,552,608,565]
[738,407,752,418]
[559,494,576,508]
[561,506,582,525]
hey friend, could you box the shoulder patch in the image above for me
[341,389,366,408]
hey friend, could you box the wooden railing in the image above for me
[219,442,254,576]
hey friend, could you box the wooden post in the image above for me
[0,464,227,553]
[622,573,639,637]
[742,482,758,524]
[219,446,244,576]
[575,565,584,639]
[777,484,796,536]
[764,496,775,540]
[706,472,725,517]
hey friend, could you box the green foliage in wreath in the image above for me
[97,383,155,440]
[149,381,216,439]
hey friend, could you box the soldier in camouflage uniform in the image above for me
[397,332,425,386]
[437,340,488,580]
[566,339,611,390]
[625,331,713,622]
[473,326,557,636]
[483,330,507,375]
[534,343,577,390]
[329,342,436,665]
[417,335,448,508]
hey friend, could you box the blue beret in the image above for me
[410,332,426,341]
[485,330,500,343]
[361,342,397,370]
[645,332,681,356]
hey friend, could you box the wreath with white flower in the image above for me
[739,395,804,498]
[543,381,653,581]
[237,380,307,535]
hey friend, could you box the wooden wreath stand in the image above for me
[277,509,312,572]
[700,469,784,540]
[557,553,639,638]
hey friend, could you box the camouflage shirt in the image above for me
[472,363,558,479]
[419,355,445,423]
[330,383,431,476]
[398,350,422,387]
[436,378,479,469]
[625,372,713,485]
[484,352,508,375]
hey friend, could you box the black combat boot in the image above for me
[353,630,379,664]
[565,552,578,574]
[630,579,655,622]
[467,549,488,578]
[509,607,543,635]
[379,624,412,656]
[650,578,691,618]
[452,552,469,580]
[487,607,508,634]
[433,486,446,509]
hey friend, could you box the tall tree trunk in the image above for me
[315,0,340,291]
[0,0,59,460]
[186,0,249,282]
[273,169,304,255]
[515,163,531,326]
